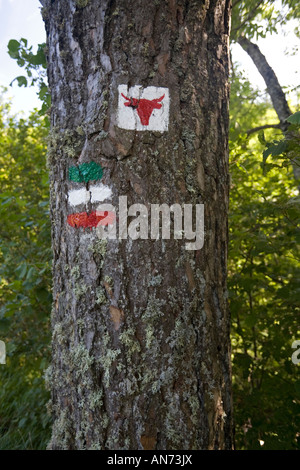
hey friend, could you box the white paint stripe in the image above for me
[68,188,90,207]
[67,184,112,207]
[90,184,112,203]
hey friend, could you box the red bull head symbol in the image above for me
[121,93,165,126]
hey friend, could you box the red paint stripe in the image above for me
[67,211,115,228]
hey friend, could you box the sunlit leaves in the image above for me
[7,39,50,122]
[229,73,300,450]
[0,94,51,449]
[7,38,47,71]
[231,0,300,41]
[231,0,279,41]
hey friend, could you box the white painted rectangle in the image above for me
[68,184,112,207]
[90,184,112,203]
[68,188,90,207]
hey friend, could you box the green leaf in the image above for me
[286,111,300,125]
[7,38,48,113]
[263,140,287,162]
[38,86,48,100]
[17,58,25,67]
[25,266,36,282]
[20,38,28,47]
[15,263,27,280]
[7,39,20,57]
[13,76,28,88]
[258,130,266,145]
[30,48,46,67]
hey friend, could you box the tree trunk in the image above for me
[237,35,292,128]
[42,0,233,450]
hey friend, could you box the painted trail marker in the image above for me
[68,184,113,207]
[67,161,114,229]
[68,187,90,207]
[90,185,113,204]
[67,211,115,228]
[69,161,103,183]
[117,85,169,132]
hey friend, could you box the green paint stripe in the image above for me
[69,161,103,183]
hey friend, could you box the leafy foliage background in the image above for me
[229,71,300,449]
[0,94,51,449]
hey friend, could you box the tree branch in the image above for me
[236,35,300,182]
[237,35,292,129]
[246,123,281,135]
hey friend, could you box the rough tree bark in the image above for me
[42,0,233,450]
